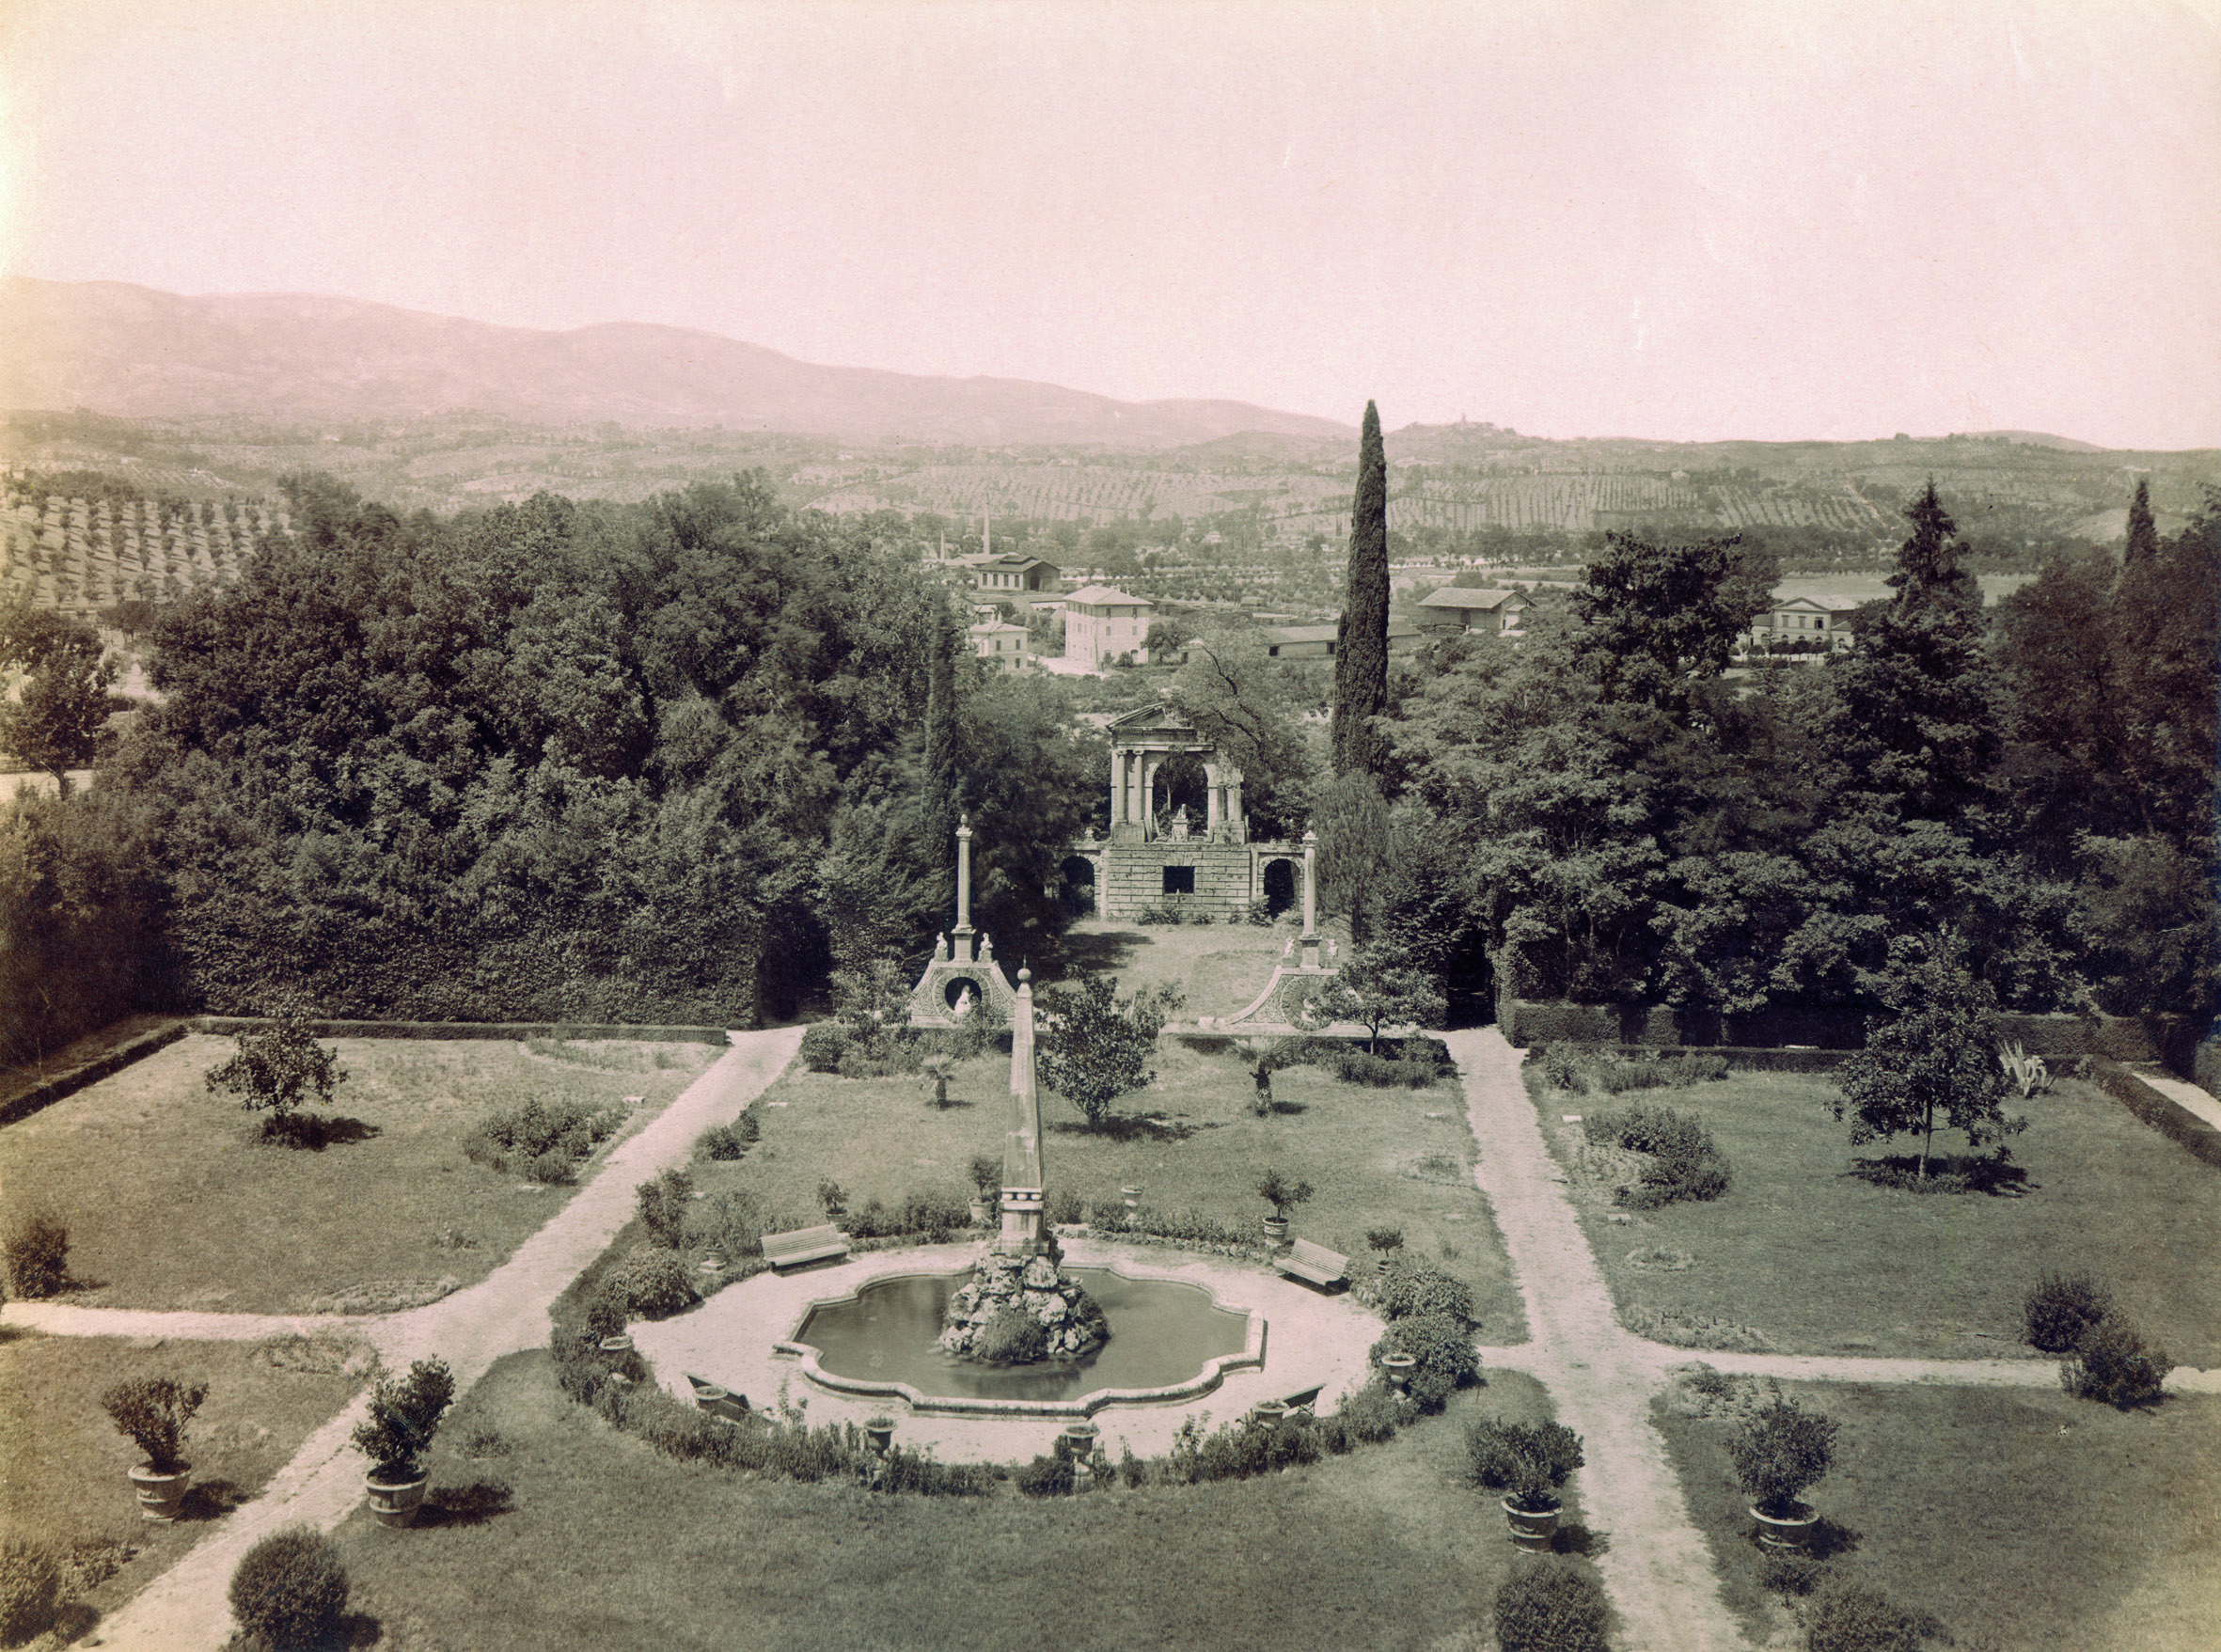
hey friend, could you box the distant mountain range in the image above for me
[0,277,1352,448]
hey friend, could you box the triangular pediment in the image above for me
[1108,704,1200,734]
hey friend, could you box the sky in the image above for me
[2,0,2217,448]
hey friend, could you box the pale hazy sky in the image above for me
[3,0,2217,448]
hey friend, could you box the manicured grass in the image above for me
[706,1031,1525,1344]
[332,1351,1593,1652]
[1533,1068,2221,1362]
[1056,916,1319,1018]
[0,1035,716,1314]
[1655,1373,2221,1651]
[0,1329,360,1633]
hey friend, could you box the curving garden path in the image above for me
[3,1025,804,1652]
[1443,1028,2220,1652]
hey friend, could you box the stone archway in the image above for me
[1059,855,1097,917]
[1261,857,1297,916]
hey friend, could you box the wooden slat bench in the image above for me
[1274,1238,1348,1290]
[762,1224,850,1271]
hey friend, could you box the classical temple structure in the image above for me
[1062,705,1315,924]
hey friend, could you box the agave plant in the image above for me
[1997,1040,2051,1099]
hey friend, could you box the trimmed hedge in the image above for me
[2090,1059,2221,1169]
[192,1016,730,1044]
[0,1017,188,1125]
[1504,1002,2176,1062]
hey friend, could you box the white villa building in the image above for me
[1063,585,1155,669]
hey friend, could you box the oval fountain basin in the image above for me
[794,1267,1253,1407]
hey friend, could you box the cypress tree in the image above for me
[2123,478,2159,565]
[921,613,961,853]
[1331,401,1390,777]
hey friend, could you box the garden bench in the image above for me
[1274,1238,1348,1290]
[762,1224,851,1271]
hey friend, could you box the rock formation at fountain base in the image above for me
[938,1251,1110,1362]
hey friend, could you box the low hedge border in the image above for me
[1503,1000,2182,1062]
[189,1016,732,1044]
[2090,1059,2221,1171]
[0,1017,189,1126]
[1528,1043,1854,1075]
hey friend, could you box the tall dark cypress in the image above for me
[1331,401,1390,777]
[2124,478,2159,565]
[921,615,960,852]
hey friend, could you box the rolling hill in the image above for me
[0,277,1351,448]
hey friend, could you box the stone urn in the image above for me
[969,1198,990,1226]
[1752,1503,1819,1551]
[1121,1188,1141,1213]
[865,1417,895,1455]
[365,1471,430,1530]
[127,1464,191,1524]
[689,1377,730,1412]
[600,1335,634,1356]
[698,1255,726,1279]
[1063,1422,1101,1491]
[1380,1354,1417,1393]
[1502,1497,1559,1552]
[1261,1216,1289,1245]
[1250,1399,1290,1426]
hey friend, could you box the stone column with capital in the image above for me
[1140,753,1161,840]
[953,814,975,960]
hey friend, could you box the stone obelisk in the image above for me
[997,966,1047,1255]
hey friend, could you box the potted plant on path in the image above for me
[1730,1389,1838,1550]
[1468,1417,1584,1552]
[102,1377,208,1523]
[1255,1170,1313,1247]
[354,1358,455,1529]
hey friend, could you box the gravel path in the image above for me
[72,1025,803,1652]
[1446,1028,1753,1652]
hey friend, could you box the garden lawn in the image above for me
[0,1329,361,1637]
[1533,1068,2221,1362]
[699,1031,1525,1344]
[0,1035,716,1314]
[1056,915,1319,1019]
[331,1352,1591,1652]
[1655,1374,2221,1652]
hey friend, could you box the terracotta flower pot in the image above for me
[1502,1497,1559,1552]
[366,1471,429,1529]
[1751,1503,1819,1550]
[1261,1216,1289,1244]
[127,1464,191,1524]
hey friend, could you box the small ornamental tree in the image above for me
[1037,975,1181,1129]
[102,1376,207,1475]
[1297,947,1448,1053]
[1468,1419,1584,1514]
[1830,934,2022,1179]
[353,1358,454,1483]
[204,1013,347,1146]
[1729,1390,1838,1518]
[1255,1169,1314,1222]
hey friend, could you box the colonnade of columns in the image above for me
[1107,744,1244,842]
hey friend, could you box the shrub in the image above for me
[1323,1381,1403,1446]
[2024,1271,2113,1353]
[1804,1580,1944,1652]
[1246,897,1276,925]
[584,1277,631,1343]
[0,1536,61,1647]
[619,1247,701,1319]
[3,1212,68,1298]
[800,1022,847,1072]
[1015,1452,1076,1495]
[969,1154,1002,1198]
[527,1148,576,1186]
[1730,1391,1838,1518]
[2060,1314,2173,1408]
[1760,1551,1828,1597]
[1583,1103,1732,1208]
[1376,1257,1475,1325]
[1375,1313,1482,1409]
[636,1168,695,1249]
[1493,1563,1610,1652]
[1467,1418,1583,1512]
[228,1527,349,1652]
[687,1189,766,1259]
[698,1117,757,1160]
[1538,1046,1587,1093]
[1366,1226,1405,1254]
[1047,1188,1086,1228]
[352,1358,454,1480]
[976,1304,1047,1364]
[101,1376,208,1473]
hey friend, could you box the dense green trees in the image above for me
[0,604,118,793]
[17,472,1096,1031]
[1331,401,1390,778]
